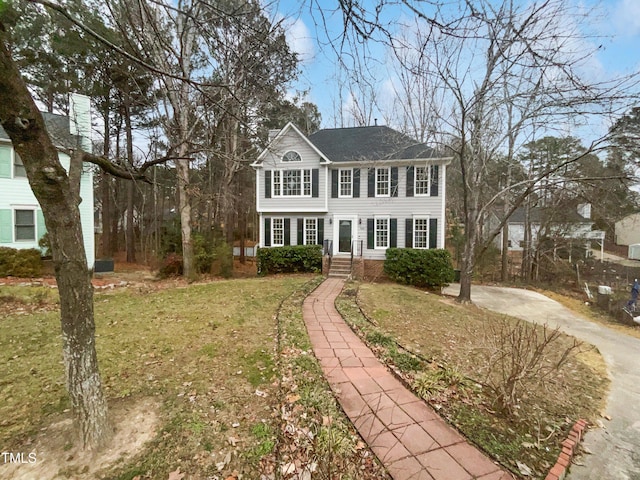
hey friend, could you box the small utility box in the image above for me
[629,244,640,260]
[596,285,612,310]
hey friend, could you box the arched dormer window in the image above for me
[282,151,301,162]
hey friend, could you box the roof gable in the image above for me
[253,122,330,166]
[0,112,79,149]
[307,125,442,162]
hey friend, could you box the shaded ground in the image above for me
[443,284,640,480]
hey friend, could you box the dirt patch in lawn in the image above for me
[0,397,160,480]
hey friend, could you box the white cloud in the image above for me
[613,0,640,37]
[285,18,315,64]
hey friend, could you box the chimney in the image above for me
[374,118,378,126]
[69,93,91,151]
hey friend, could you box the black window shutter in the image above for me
[367,218,374,249]
[406,166,414,197]
[390,218,397,247]
[297,218,304,245]
[391,167,398,197]
[265,170,271,198]
[353,169,360,197]
[405,218,413,248]
[429,218,438,248]
[368,168,375,197]
[264,218,271,246]
[317,218,324,245]
[284,218,291,245]
[430,165,439,197]
[312,169,319,197]
[331,169,338,198]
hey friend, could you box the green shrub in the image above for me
[193,233,215,274]
[257,245,322,276]
[0,247,43,277]
[384,248,455,289]
[213,242,233,278]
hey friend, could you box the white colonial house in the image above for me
[252,123,451,274]
[0,94,95,269]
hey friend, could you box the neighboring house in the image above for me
[615,213,640,247]
[0,94,95,269]
[493,203,600,252]
[252,123,451,273]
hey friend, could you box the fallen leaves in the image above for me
[167,467,185,480]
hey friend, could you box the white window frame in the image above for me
[272,169,312,197]
[376,167,390,197]
[13,151,27,178]
[272,217,285,246]
[374,216,390,249]
[414,166,430,196]
[413,217,429,249]
[281,150,302,162]
[15,208,36,241]
[338,168,352,198]
[304,217,317,245]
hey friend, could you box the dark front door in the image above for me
[339,220,352,253]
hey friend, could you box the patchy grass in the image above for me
[336,282,609,479]
[263,277,390,479]
[0,276,322,479]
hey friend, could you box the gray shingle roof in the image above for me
[307,125,441,162]
[0,112,79,148]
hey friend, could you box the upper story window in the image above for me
[415,166,430,195]
[14,152,27,178]
[339,169,352,197]
[273,169,311,197]
[376,167,390,197]
[15,209,35,241]
[282,151,301,162]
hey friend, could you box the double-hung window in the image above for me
[339,169,352,197]
[375,217,389,249]
[272,218,285,246]
[304,218,317,245]
[15,209,35,241]
[273,169,311,197]
[413,218,429,249]
[415,166,430,195]
[376,168,390,197]
[14,152,26,178]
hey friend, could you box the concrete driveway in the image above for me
[443,284,640,480]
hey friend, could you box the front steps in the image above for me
[328,256,352,278]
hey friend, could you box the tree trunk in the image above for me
[100,101,112,258]
[0,36,111,450]
[457,206,478,303]
[176,156,194,279]
[123,98,136,263]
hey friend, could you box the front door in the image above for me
[338,220,352,253]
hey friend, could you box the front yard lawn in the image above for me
[336,282,609,479]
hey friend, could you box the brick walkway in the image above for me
[303,278,514,480]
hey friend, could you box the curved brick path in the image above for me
[303,278,514,480]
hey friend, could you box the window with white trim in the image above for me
[339,168,352,197]
[273,169,311,197]
[15,209,35,241]
[414,218,429,249]
[415,166,430,195]
[375,217,389,249]
[14,152,26,178]
[304,218,317,245]
[272,218,284,246]
[282,151,301,162]
[376,168,390,197]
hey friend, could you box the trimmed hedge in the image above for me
[257,245,322,276]
[384,248,455,288]
[0,247,43,277]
